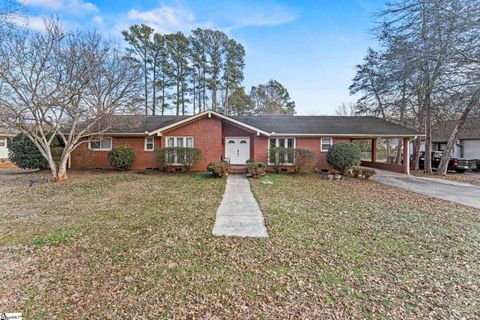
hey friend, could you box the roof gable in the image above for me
[148,111,270,136]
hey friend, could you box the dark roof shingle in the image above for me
[99,114,418,136]
[231,115,418,136]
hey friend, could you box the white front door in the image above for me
[225,137,250,165]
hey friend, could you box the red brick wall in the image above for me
[162,117,223,171]
[70,119,394,174]
[361,161,404,173]
[253,136,269,164]
[70,136,160,170]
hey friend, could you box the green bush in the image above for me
[293,149,316,174]
[207,161,228,177]
[269,147,295,173]
[326,142,361,174]
[155,147,201,172]
[246,161,266,178]
[8,133,63,169]
[108,145,136,170]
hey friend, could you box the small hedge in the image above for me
[326,142,361,174]
[269,147,316,174]
[269,147,295,173]
[8,133,64,169]
[246,161,266,178]
[350,166,376,179]
[207,161,228,177]
[108,145,136,170]
[293,149,316,174]
[155,147,201,172]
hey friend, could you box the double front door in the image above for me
[225,137,250,165]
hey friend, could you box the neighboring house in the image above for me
[411,118,480,159]
[70,111,418,174]
[0,128,17,168]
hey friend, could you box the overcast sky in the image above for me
[15,0,386,115]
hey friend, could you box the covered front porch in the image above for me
[351,137,412,174]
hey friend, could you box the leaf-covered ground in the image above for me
[1,171,479,319]
[411,170,480,186]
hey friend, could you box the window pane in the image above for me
[186,138,193,148]
[177,138,184,147]
[167,138,174,147]
[90,140,100,149]
[0,139,5,147]
[146,137,154,150]
[287,138,294,149]
[167,150,175,163]
[269,138,276,147]
[279,138,285,148]
[101,138,111,149]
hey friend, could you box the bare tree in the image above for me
[335,103,355,116]
[352,0,480,173]
[0,20,141,181]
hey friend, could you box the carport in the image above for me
[352,137,413,174]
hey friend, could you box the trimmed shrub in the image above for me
[269,147,295,173]
[269,147,316,174]
[108,145,136,170]
[246,161,266,178]
[351,166,376,179]
[207,161,228,177]
[326,142,361,174]
[155,147,201,172]
[293,149,316,174]
[8,133,63,169]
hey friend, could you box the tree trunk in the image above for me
[152,67,156,115]
[386,139,391,163]
[181,84,185,116]
[193,79,196,115]
[176,81,180,116]
[161,81,165,116]
[144,55,148,116]
[411,95,425,171]
[212,88,217,111]
[412,136,422,170]
[395,139,403,164]
[55,160,68,181]
[424,93,432,173]
[224,85,229,116]
[437,90,480,176]
[202,75,206,112]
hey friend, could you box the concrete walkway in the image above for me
[212,175,268,237]
[373,170,480,210]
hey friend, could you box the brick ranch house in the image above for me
[69,111,418,174]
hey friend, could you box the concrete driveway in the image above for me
[372,170,480,210]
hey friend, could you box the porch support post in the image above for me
[371,138,377,162]
[403,137,410,175]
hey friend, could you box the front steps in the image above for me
[228,165,248,174]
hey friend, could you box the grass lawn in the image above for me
[1,171,479,319]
